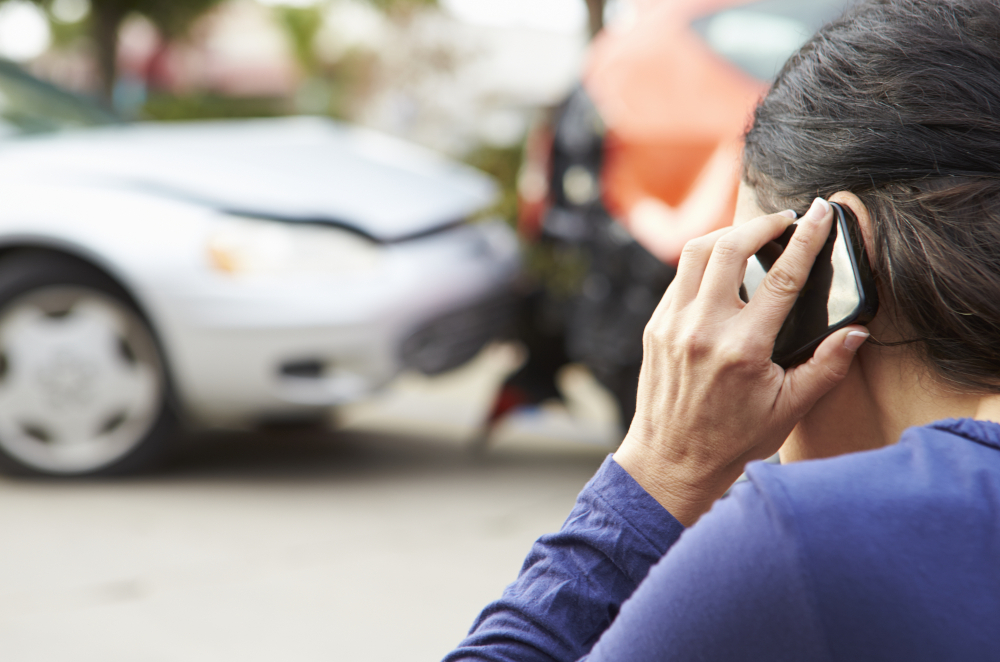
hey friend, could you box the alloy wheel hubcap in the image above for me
[0,287,163,474]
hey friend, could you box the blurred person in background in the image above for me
[446,0,1000,659]
[484,0,849,435]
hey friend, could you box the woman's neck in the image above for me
[974,396,1000,424]
[780,342,986,463]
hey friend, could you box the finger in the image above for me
[698,210,798,303]
[745,198,835,336]
[665,227,734,306]
[777,325,869,418]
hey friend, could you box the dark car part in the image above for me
[401,294,517,376]
[491,89,674,432]
[566,215,675,421]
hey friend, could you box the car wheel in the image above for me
[0,251,174,476]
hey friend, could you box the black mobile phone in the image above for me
[739,201,879,368]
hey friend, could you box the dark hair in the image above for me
[744,0,1000,391]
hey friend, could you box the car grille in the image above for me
[400,294,516,375]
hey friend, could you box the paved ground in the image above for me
[0,347,619,662]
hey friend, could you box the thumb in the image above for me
[779,326,869,416]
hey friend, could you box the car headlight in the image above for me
[207,216,381,276]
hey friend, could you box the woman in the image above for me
[445,1,1000,660]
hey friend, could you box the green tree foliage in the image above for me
[275,0,436,75]
[463,143,523,226]
[272,0,436,118]
[275,5,324,75]
[32,0,440,106]
[366,0,435,12]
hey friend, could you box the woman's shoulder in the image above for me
[745,417,1000,517]
[659,420,1000,661]
[712,418,1000,658]
[732,418,1000,578]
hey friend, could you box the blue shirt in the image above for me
[444,418,1000,661]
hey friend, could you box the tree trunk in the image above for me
[91,3,127,107]
[585,0,604,38]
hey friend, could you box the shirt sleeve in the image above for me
[585,465,833,662]
[443,455,685,662]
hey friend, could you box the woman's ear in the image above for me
[828,191,875,257]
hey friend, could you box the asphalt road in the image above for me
[0,347,617,662]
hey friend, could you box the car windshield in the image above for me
[0,60,118,136]
[692,0,857,82]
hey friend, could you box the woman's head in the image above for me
[744,0,1000,392]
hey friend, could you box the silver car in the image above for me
[0,61,520,476]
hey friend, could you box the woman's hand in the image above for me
[614,198,870,526]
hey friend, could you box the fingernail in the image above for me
[778,209,798,219]
[804,197,831,222]
[844,330,870,352]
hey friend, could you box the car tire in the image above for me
[0,251,175,477]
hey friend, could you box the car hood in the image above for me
[0,116,497,242]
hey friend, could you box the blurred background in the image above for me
[0,0,851,659]
[9,0,588,166]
